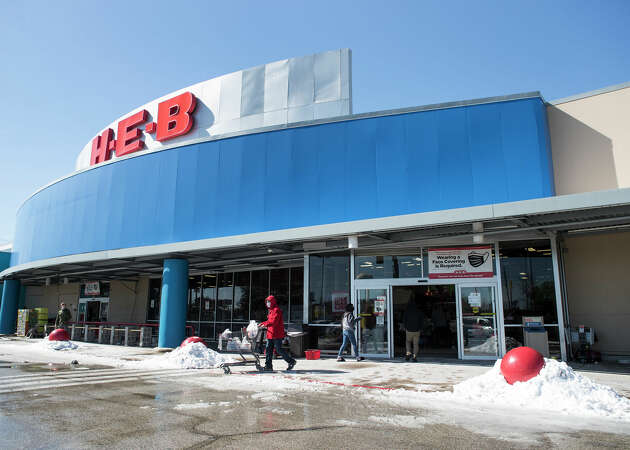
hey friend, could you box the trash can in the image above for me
[522,316,549,357]
[288,332,307,357]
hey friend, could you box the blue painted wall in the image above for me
[0,251,10,298]
[11,97,553,267]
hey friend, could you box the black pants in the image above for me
[265,338,294,368]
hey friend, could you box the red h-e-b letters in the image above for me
[156,92,197,142]
[89,92,197,166]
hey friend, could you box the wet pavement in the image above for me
[1,363,630,449]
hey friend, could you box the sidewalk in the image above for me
[1,336,629,396]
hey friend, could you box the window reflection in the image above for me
[187,276,201,322]
[216,273,233,322]
[309,254,349,324]
[147,278,161,321]
[251,270,269,322]
[499,240,558,325]
[149,266,304,345]
[290,267,304,322]
[200,274,216,322]
[270,269,289,320]
[233,271,250,321]
[355,255,422,279]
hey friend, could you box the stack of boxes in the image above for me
[32,308,48,335]
[16,309,31,336]
[16,308,49,336]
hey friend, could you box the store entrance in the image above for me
[392,285,457,358]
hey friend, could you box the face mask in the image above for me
[266,302,271,308]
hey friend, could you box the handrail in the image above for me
[66,321,195,334]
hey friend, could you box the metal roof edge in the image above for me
[4,187,630,279]
[549,81,630,106]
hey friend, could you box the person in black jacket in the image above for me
[404,296,424,362]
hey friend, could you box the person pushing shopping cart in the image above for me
[259,295,296,371]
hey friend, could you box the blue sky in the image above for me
[0,0,629,244]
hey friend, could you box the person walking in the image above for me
[404,297,423,362]
[54,302,72,330]
[259,295,296,371]
[337,303,364,362]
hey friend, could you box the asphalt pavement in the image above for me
[1,362,630,449]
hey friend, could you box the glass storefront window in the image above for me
[146,266,305,346]
[147,278,161,321]
[233,271,250,321]
[504,326,524,352]
[309,254,349,324]
[355,255,422,279]
[200,274,216,322]
[290,267,304,323]
[499,240,558,325]
[187,276,201,322]
[306,325,343,351]
[270,268,289,320]
[217,273,233,322]
[250,270,269,322]
[199,322,215,342]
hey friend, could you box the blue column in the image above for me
[0,280,20,335]
[158,259,189,348]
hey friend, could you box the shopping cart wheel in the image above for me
[223,366,231,375]
[255,362,264,372]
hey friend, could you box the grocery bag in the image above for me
[247,320,259,339]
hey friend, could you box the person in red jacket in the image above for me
[259,295,296,371]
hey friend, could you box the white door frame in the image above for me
[354,282,393,358]
[457,282,500,360]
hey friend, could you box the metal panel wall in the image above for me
[11,97,553,267]
[75,49,352,170]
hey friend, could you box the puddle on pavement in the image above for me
[1,362,113,374]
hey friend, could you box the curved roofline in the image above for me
[4,186,628,279]
[17,91,542,213]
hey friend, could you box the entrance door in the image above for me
[458,284,499,359]
[356,288,390,357]
[78,298,109,322]
[392,285,457,358]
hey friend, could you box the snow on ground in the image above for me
[446,359,630,421]
[173,402,211,410]
[41,337,78,351]
[3,337,630,438]
[128,342,235,370]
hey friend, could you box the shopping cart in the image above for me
[219,327,266,374]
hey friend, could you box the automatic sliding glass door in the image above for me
[458,284,499,359]
[356,288,390,357]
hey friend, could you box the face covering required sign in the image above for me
[428,246,493,279]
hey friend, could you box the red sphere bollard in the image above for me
[500,346,545,385]
[48,328,70,341]
[181,336,206,347]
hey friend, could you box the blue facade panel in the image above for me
[10,97,554,267]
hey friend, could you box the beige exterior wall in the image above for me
[24,283,80,322]
[108,278,149,323]
[24,278,149,324]
[563,231,630,359]
[547,84,630,195]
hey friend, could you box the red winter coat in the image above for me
[259,296,285,339]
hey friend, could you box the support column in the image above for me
[0,279,20,335]
[158,259,189,348]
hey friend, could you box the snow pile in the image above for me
[162,342,234,369]
[450,358,630,420]
[42,337,78,351]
